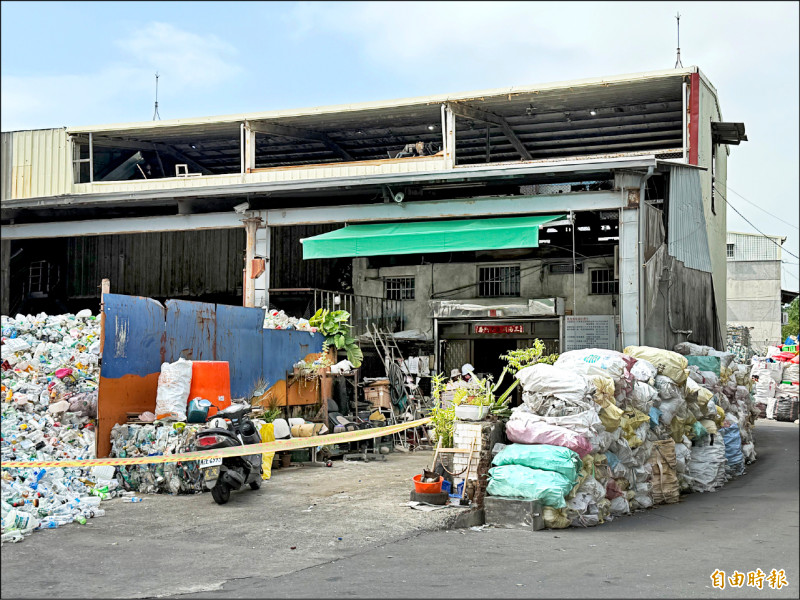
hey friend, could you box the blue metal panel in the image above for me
[164,299,217,362]
[215,304,265,398]
[101,294,165,379]
[262,329,324,391]
[668,165,713,272]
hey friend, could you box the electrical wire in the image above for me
[722,194,799,260]
[725,184,799,231]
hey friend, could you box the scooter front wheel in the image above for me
[211,483,231,504]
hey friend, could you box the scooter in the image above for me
[193,404,263,505]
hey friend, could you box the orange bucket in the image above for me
[412,474,443,494]
[187,361,231,418]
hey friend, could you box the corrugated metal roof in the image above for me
[667,164,713,272]
[61,66,698,136]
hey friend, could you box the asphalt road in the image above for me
[2,420,798,599]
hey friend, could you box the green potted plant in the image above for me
[308,309,363,368]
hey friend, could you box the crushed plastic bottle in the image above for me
[262,309,316,333]
[1,311,108,543]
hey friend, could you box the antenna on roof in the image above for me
[674,12,684,68]
[152,72,161,121]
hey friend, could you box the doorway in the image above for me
[472,338,519,386]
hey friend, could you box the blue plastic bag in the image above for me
[487,465,574,508]
[492,444,581,483]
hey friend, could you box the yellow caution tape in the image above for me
[1,417,432,469]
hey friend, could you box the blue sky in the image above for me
[1,1,798,290]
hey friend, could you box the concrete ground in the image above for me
[1,450,459,599]
[2,420,798,599]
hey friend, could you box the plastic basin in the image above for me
[413,474,443,494]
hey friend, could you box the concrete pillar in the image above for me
[242,216,262,307]
[1,239,10,316]
[619,207,640,347]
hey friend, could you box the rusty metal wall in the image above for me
[0,129,72,201]
[65,229,245,299]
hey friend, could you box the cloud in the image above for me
[1,22,241,130]
[116,22,240,89]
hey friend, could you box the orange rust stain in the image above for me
[97,373,159,458]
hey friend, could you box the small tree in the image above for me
[782,297,799,342]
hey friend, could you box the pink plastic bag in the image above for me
[505,419,593,457]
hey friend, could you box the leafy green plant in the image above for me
[309,309,363,368]
[489,341,560,417]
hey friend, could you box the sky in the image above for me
[1,1,798,291]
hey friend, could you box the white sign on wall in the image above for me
[564,315,617,351]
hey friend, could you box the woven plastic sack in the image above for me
[719,423,745,477]
[685,440,727,492]
[686,356,721,377]
[542,506,571,529]
[599,402,624,431]
[784,362,799,383]
[155,358,193,421]
[487,465,574,508]
[554,349,626,382]
[630,359,658,383]
[505,419,593,458]
[493,444,581,483]
[674,342,709,356]
[624,346,688,385]
[648,439,680,504]
[630,381,659,412]
[516,363,594,407]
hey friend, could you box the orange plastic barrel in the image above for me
[187,361,231,418]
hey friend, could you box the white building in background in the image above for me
[726,231,785,351]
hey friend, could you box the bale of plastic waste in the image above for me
[486,464,575,509]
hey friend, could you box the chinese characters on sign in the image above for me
[710,569,787,590]
[563,315,616,351]
[474,324,524,334]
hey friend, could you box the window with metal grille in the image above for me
[726,243,735,259]
[589,268,618,295]
[478,265,520,297]
[384,277,415,300]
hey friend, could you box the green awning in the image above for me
[301,214,566,259]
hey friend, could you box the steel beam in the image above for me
[446,102,532,160]
[265,191,624,226]
[247,120,353,161]
[1,155,658,211]
[2,190,625,240]
[1,212,245,239]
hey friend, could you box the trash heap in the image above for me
[109,422,208,494]
[487,344,758,529]
[751,345,799,422]
[262,309,316,332]
[1,311,113,544]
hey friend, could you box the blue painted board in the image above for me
[262,329,324,391]
[165,299,217,362]
[216,304,265,398]
[101,294,165,379]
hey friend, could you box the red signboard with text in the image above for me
[474,324,524,334]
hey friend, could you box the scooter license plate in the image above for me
[199,457,222,468]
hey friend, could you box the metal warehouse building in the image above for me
[1,66,746,379]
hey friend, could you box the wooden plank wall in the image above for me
[66,229,245,299]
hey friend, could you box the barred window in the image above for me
[726,243,735,259]
[589,268,618,295]
[478,265,520,297]
[384,277,415,300]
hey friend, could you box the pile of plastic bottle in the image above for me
[110,422,207,494]
[262,309,316,333]
[1,311,114,544]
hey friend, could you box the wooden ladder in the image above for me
[430,437,477,501]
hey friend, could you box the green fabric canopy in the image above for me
[301,214,565,259]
